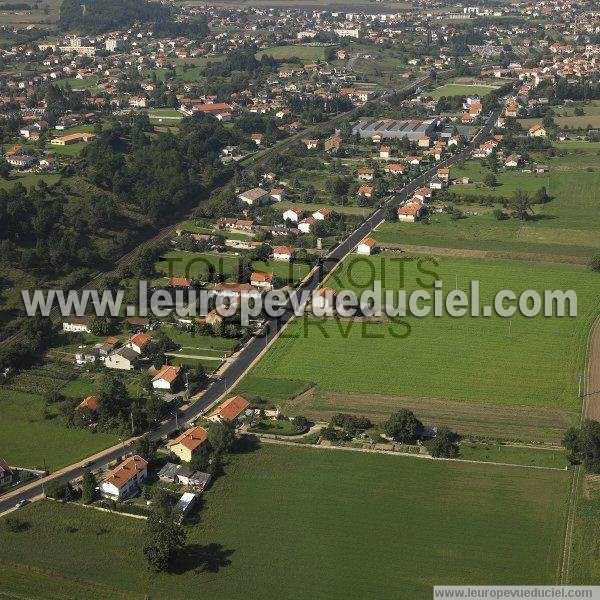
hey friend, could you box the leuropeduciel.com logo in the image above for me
[20,255,578,330]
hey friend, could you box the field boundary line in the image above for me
[559,315,600,583]
[251,436,568,471]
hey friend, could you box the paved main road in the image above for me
[0,103,503,514]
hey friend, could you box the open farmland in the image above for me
[239,254,599,438]
[0,443,569,599]
[373,149,600,257]
[0,388,119,471]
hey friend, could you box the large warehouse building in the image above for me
[351,118,438,141]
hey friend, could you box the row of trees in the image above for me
[321,409,460,458]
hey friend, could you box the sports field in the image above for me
[256,45,326,62]
[243,254,598,417]
[0,443,569,599]
[429,83,497,99]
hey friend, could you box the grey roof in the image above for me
[239,187,268,201]
[352,118,437,140]
[113,347,140,362]
[158,462,181,480]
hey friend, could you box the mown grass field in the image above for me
[255,44,326,62]
[0,443,569,599]
[458,443,566,469]
[0,172,60,191]
[429,83,498,99]
[374,148,600,257]
[244,254,599,413]
[0,388,118,471]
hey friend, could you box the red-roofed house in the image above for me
[100,455,148,499]
[250,272,274,290]
[356,237,377,255]
[152,365,182,391]
[208,395,250,423]
[126,332,151,355]
[0,458,15,488]
[167,425,208,462]
[76,395,100,413]
[167,277,192,289]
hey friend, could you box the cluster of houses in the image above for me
[96,395,252,519]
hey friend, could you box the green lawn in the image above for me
[0,172,60,191]
[458,443,567,469]
[161,324,239,352]
[233,374,311,405]
[0,444,569,599]
[0,389,118,471]
[156,251,311,284]
[55,76,100,90]
[245,254,599,410]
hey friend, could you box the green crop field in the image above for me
[243,254,599,416]
[374,150,600,257]
[0,389,118,471]
[0,443,569,599]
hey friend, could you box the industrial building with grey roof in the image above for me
[351,118,438,141]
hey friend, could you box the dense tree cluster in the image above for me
[59,0,208,37]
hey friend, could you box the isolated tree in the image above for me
[150,487,174,519]
[533,186,550,204]
[143,512,186,572]
[563,420,600,473]
[588,254,600,273]
[384,410,423,444]
[81,471,98,504]
[510,189,533,221]
[483,173,497,188]
[87,315,111,336]
[292,415,309,431]
[425,427,460,458]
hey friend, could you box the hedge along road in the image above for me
[0,98,506,515]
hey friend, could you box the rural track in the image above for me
[558,317,600,584]
[0,91,505,515]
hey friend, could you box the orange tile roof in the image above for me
[251,272,274,282]
[167,425,208,452]
[128,332,151,348]
[211,395,250,421]
[152,365,181,384]
[360,237,376,247]
[77,395,100,412]
[168,277,192,288]
[103,455,147,489]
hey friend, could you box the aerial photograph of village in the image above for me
[0,0,598,597]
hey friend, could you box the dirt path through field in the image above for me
[377,242,588,265]
[584,317,600,421]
